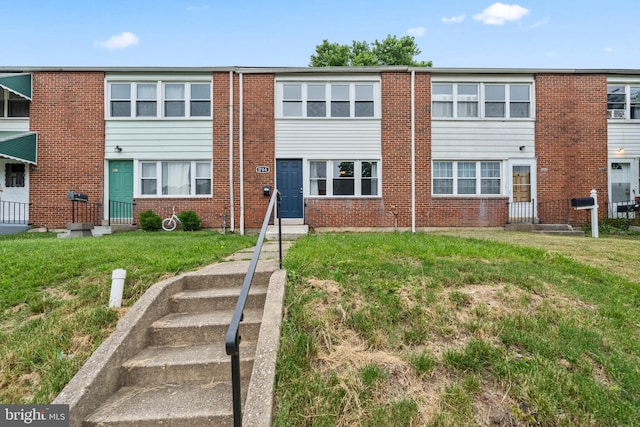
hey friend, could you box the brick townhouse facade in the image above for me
[0,66,636,232]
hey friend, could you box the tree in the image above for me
[310,35,432,67]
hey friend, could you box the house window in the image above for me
[278,81,379,118]
[139,161,211,196]
[331,84,350,117]
[164,84,185,117]
[283,84,302,117]
[136,84,157,117]
[5,164,25,187]
[308,160,380,197]
[110,83,132,117]
[433,161,502,196]
[608,84,640,119]
[191,84,212,117]
[432,82,531,119]
[307,84,326,117]
[310,161,327,195]
[108,81,211,118]
[0,89,30,118]
[355,84,374,117]
[333,161,354,195]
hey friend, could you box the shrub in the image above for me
[178,210,202,231]
[139,210,162,231]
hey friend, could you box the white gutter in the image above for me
[229,71,235,232]
[239,72,245,235]
[411,70,416,233]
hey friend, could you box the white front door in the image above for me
[0,159,30,223]
[610,161,632,203]
[507,159,537,221]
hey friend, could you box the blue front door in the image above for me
[276,159,303,218]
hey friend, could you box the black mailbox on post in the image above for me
[571,197,594,209]
[67,191,89,203]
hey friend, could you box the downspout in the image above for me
[239,72,245,235]
[411,70,416,233]
[229,71,235,232]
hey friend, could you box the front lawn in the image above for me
[0,230,256,403]
[275,232,640,426]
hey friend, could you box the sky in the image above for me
[2,0,639,70]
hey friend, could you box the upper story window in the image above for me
[607,84,640,119]
[0,89,29,118]
[278,80,380,119]
[432,83,531,119]
[107,81,211,119]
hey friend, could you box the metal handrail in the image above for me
[225,190,282,427]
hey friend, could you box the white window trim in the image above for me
[135,160,212,198]
[105,80,212,120]
[305,159,382,197]
[276,78,381,119]
[431,79,535,120]
[432,160,503,197]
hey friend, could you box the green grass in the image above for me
[0,230,256,403]
[274,232,640,426]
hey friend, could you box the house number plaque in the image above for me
[256,166,270,173]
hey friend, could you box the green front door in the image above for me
[109,160,133,219]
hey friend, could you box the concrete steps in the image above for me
[505,223,585,236]
[79,271,269,426]
[55,241,290,427]
[84,382,238,427]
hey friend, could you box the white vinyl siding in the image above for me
[275,120,381,159]
[608,123,640,158]
[432,121,535,160]
[105,120,213,160]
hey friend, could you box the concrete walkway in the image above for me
[54,239,291,427]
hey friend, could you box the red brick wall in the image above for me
[241,73,276,230]
[424,198,508,227]
[29,72,105,228]
[535,74,608,225]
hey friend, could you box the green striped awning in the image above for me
[0,131,37,164]
[0,74,31,100]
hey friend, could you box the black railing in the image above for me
[225,191,282,427]
[108,200,136,225]
[608,199,640,221]
[70,199,103,225]
[538,199,572,224]
[0,200,30,224]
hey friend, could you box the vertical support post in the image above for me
[278,192,282,269]
[590,189,599,238]
[231,352,242,427]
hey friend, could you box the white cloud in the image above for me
[96,32,140,50]
[442,14,466,24]
[473,3,530,25]
[604,47,614,53]
[407,26,426,37]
